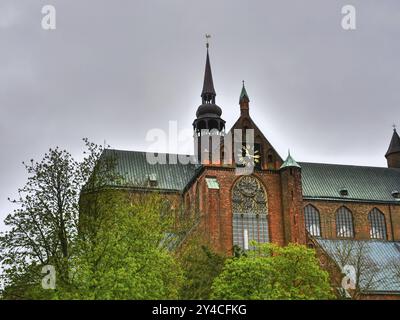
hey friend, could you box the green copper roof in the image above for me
[316,239,400,293]
[97,150,400,203]
[300,162,400,203]
[239,82,250,103]
[100,149,200,192]
[280,152,301,169]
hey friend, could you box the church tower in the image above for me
[193,43,225,164]
[385,127,400,168]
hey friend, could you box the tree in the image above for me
[0,140,118,299]
[0,139,109,299]
[56,192,183,300]
[0,139,184,300]
[329,240,381,299]
[211,243,334,300]
[177,233,225,299]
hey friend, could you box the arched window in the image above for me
[160,198,171,218]
[304,205,321,237]
[232,176,268,250]
[368,208,387,240]
[336,206,354,238]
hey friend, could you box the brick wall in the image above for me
[303,199,400,241]
[280,167,306,244]
[186,166,303,255]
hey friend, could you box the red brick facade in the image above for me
[182,101,309,255]
[303,200,400,241]
[185,166,310,255]
[180,97,400,299]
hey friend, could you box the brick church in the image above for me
[100,46,400,299]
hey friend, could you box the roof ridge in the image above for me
[299,161,399,170]
[104,148,194,158]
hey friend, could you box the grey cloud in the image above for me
[1,0,399,229]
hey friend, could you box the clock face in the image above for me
[237,144,261,168]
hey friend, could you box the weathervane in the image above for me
[393,123,397,131]
[205,34,211,49]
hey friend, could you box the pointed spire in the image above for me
[280,150,301,169]
[385,127,400,157]
[239,80,250,116]
[194,37,224,131]
[201,43,216,104]
[239,80,250,104]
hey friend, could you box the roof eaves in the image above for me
[302,196,400,205]
[360,290,400,295]
[90,185,182,194]
[182,165,205,194]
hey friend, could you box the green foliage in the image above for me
[211,243,334,300]
[55,193,183,300]
[0,139,182,300]
[0,137,336,301]
[178,235,225,299]
[0,139,105,298]
[1,263,56,300]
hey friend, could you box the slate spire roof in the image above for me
[201,48,216,104]
[239,81,250,104]
[194,44,224,125]
[386,128,400,157]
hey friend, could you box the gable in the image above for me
[227,114,283,169]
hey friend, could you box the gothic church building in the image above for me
[100,47,400,299]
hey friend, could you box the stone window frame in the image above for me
[304,204,322,237]
[368,208,387,240]
[335,206,355,238]
[231,175,269,250]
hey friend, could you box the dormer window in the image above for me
[339,188,348,196]
[148,174,158,187]
[392,190,400,199]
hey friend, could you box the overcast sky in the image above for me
[1,0,399,229]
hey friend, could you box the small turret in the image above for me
[280,150,301,169]
[385,127,400,168]
[239,81,250,116]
